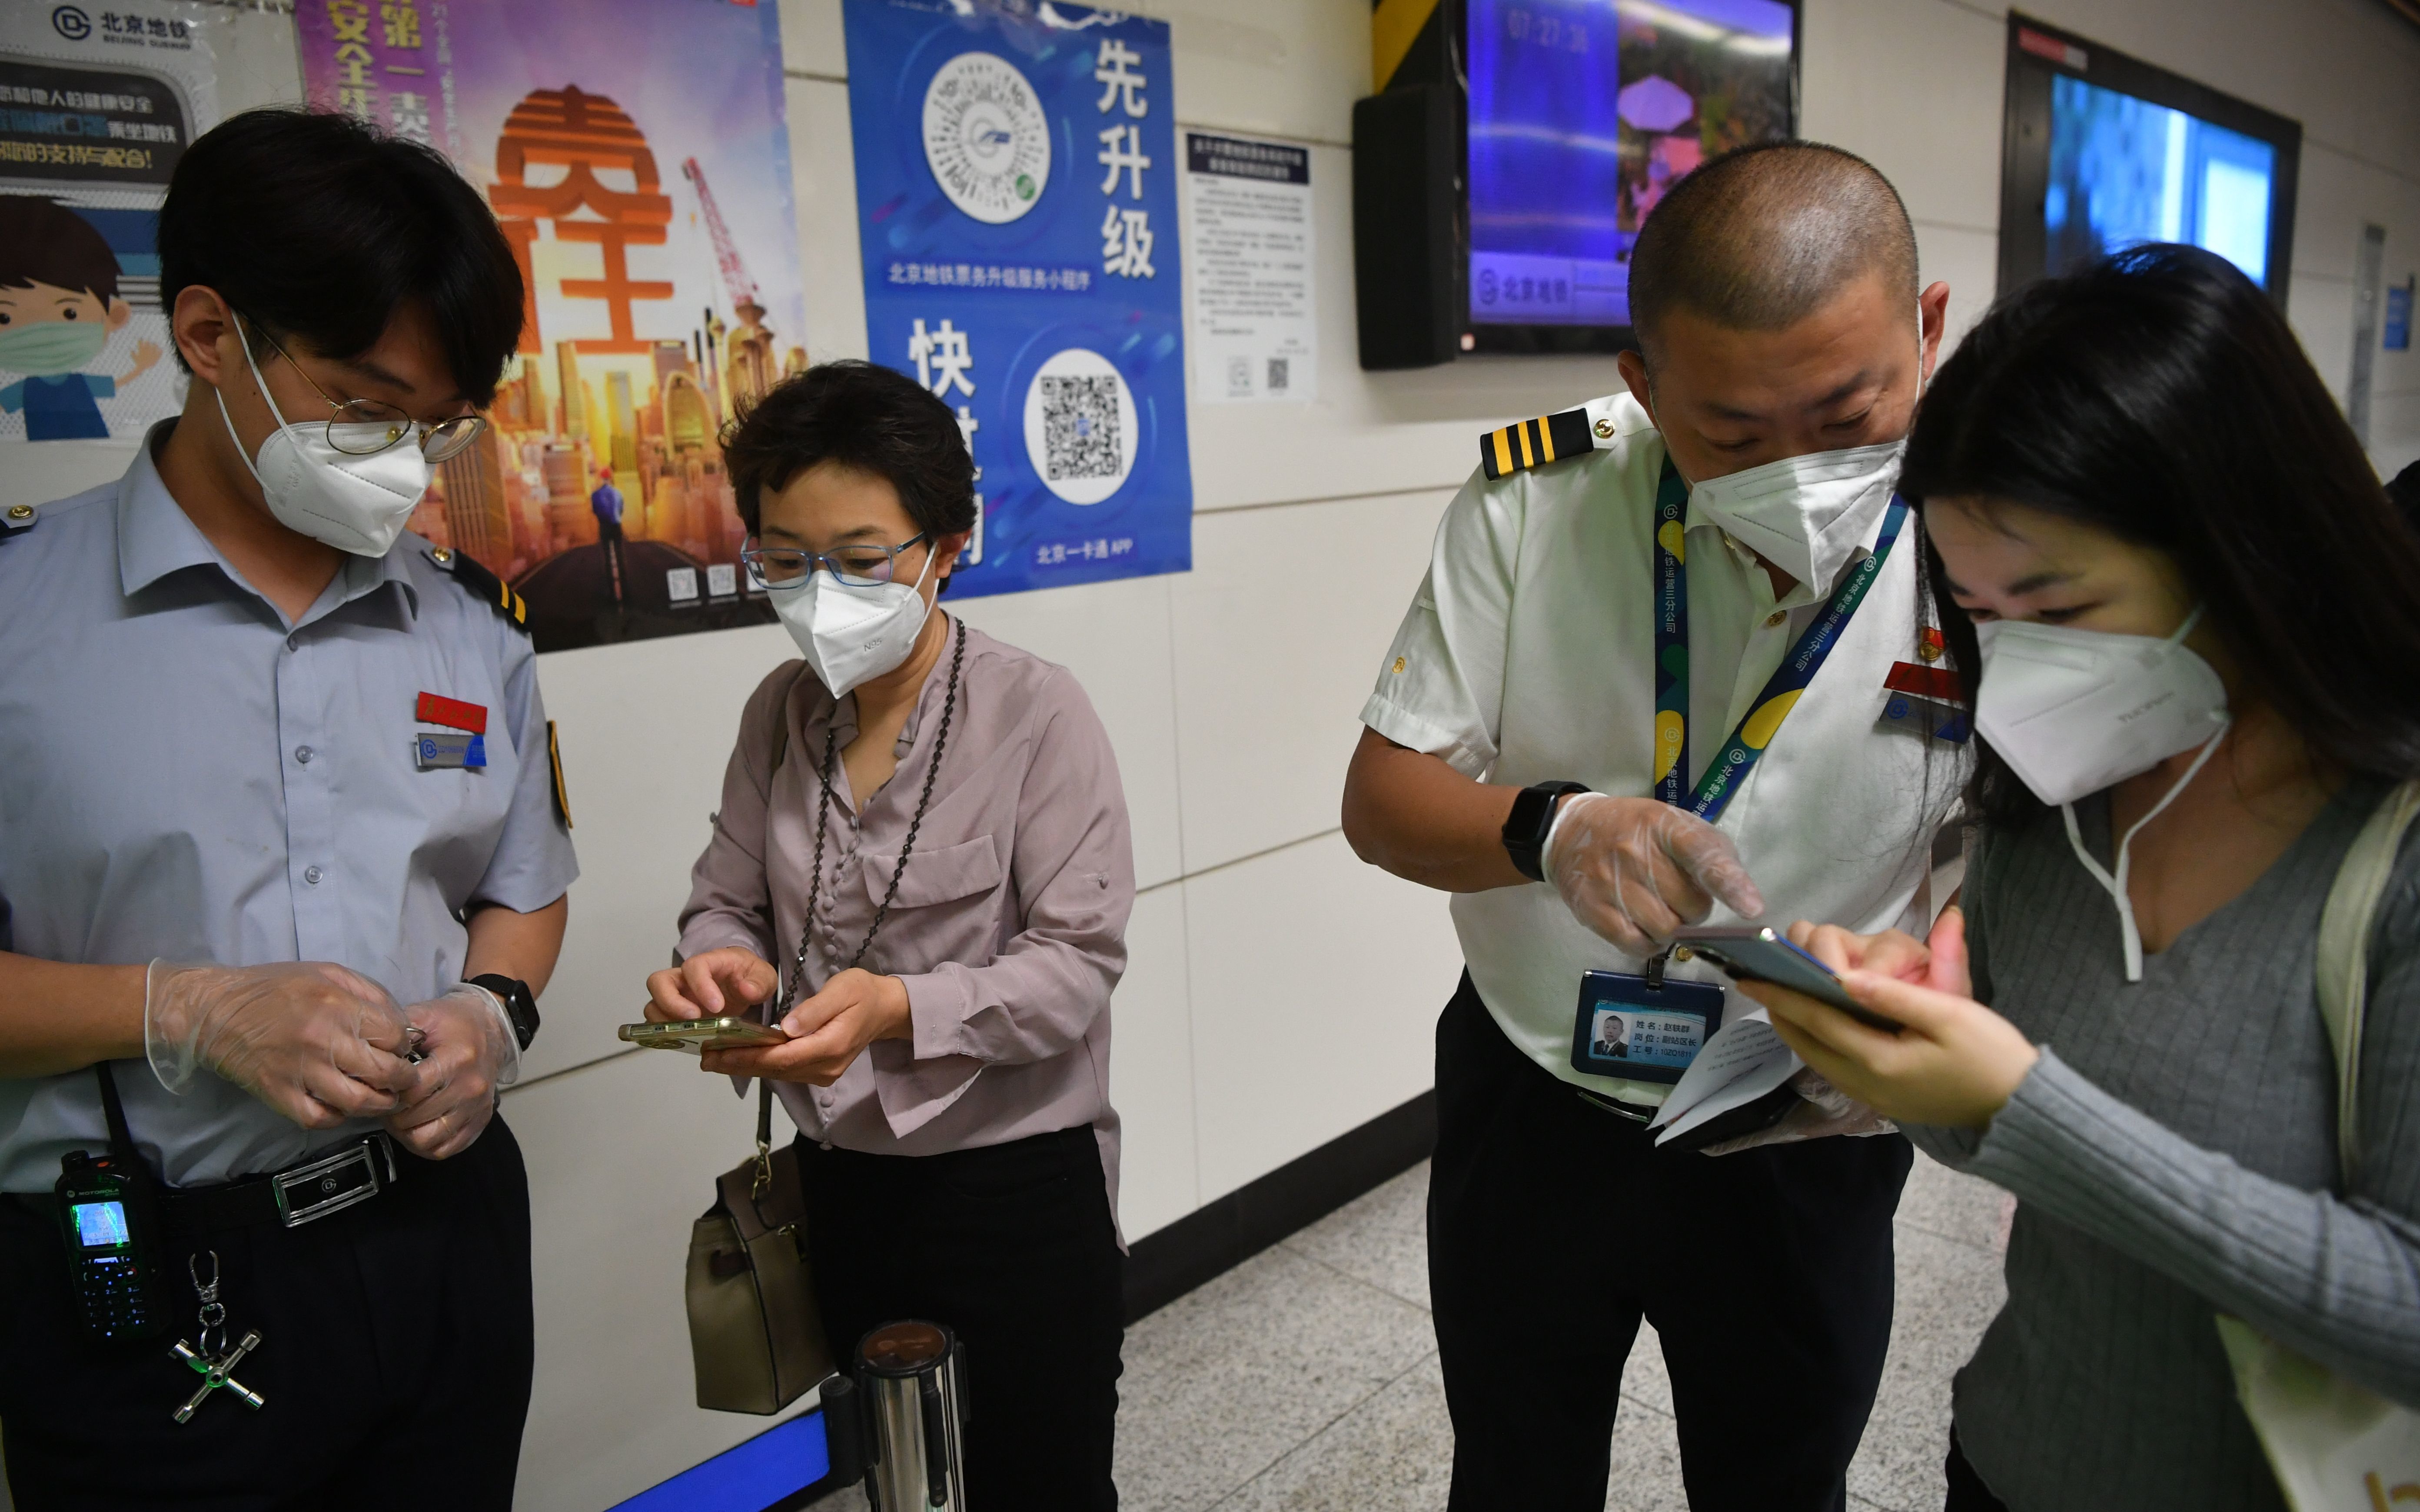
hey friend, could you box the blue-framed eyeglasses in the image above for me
[741,532,930,590]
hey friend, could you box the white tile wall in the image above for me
[785,79,872,366]
[1184,832,1465,1201]
[1169,490,1453,874]
[1800,0,2008,235]
[1109,884,1200,1239]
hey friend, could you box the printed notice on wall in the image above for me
[1183,132,1314,405]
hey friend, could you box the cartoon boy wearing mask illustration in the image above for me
[0,196,163,441]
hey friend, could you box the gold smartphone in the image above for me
[617,1017,788,1054]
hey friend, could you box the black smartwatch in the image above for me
[468,974,540,1052]
[1502,781,1592,881]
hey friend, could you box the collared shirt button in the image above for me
[303,865,324,885]
[294,745,315,764]
[1764,611,1788,628]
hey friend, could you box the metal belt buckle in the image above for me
[271,1137,391,1228]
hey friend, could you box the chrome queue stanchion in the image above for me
[819,1320,967,1510]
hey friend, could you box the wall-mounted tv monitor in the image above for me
[1464,0,1800,354]
[1998,16,2300,304]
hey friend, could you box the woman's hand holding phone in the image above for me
[1735,908,2041,1131]
[700,967,911,1087]
[644,948,781,1024]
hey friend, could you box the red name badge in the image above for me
[1881,661,1963,704]
[416,692,488,734]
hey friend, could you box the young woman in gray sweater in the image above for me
[1739,245,2420,1512]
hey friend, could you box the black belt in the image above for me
[16,1132,399,1236]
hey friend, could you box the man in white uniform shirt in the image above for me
[1343,144,1965,1509]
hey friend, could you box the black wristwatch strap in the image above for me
[1502,781,1592,882]
[468,974,540,1052]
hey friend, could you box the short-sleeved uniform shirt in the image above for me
[1360,393,1966,1104]
[0,425,579,1190]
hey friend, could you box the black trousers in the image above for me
[1429,974,1911,1511]
[798,1124,1124,1512]
[0,1118,534,1512]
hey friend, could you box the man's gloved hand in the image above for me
[1543,794,1766,955]
[386,984,521,1160]
[144,960,417,1129]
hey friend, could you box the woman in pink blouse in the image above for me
[641,362,1135,1508]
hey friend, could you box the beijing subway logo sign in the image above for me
[921,52,1050,225]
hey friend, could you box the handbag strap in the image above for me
[749,664,813,1203]
[2314,778,2420,1187]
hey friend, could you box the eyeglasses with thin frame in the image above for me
[241,315,487,463]
[741,532,931,590]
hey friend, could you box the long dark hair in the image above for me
[1900,244,2420,826]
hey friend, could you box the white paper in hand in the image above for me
[1649,1015,1803,1146]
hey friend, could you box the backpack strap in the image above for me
[2314,779,2420,1186]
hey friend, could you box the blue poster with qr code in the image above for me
[842,0,1191,597]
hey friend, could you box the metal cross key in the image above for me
[171,1329,265,1423]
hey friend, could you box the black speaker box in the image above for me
[1351,84,1459,372]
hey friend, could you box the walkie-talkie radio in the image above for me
[55,1063,173,1342]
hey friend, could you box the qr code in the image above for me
[1040,375,1122,480]
[1267,357,1290,392]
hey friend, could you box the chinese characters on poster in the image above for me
[298,0,806,651]
[843,0,1191,596]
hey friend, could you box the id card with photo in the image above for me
[1568,969,1725,1084]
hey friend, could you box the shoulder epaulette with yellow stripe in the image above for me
[429,545,530,631]
[1479,408,1601,480]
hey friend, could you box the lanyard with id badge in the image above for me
[1568,459,1911,1091]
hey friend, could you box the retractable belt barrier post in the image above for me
[819,1320,968,1510]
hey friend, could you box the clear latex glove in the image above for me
[1542,793,1765,954]
[386,984,519,1160]
[144,960,418,1129]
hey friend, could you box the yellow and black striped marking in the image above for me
[430,545,532,631]
[1479,409,1599,480]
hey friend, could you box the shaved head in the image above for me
[1629,141,1917,358]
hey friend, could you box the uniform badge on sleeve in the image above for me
[1479,409,1599,480]
[547,721,572,830]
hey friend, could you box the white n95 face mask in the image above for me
[774,547,936,698]
[1685,439,1905,591]
[1974,609,2233,982]
[216,332,429,557]
[1972,610,2229,808]
[1681,303,1929,592]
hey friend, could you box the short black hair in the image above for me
[1903,244,2420,824]
[1630,141,1917,354]
[0,197,121,303]
[723,360,979,545]
[159,108,523,405]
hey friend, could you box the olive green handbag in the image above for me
[685,1080,832,1414]
[685,665,830,1414]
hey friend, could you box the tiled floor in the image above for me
[823,1151,2012,1511]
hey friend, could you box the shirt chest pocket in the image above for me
[858,834,1003,909]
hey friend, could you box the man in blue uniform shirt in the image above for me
[0,110,575,1510]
